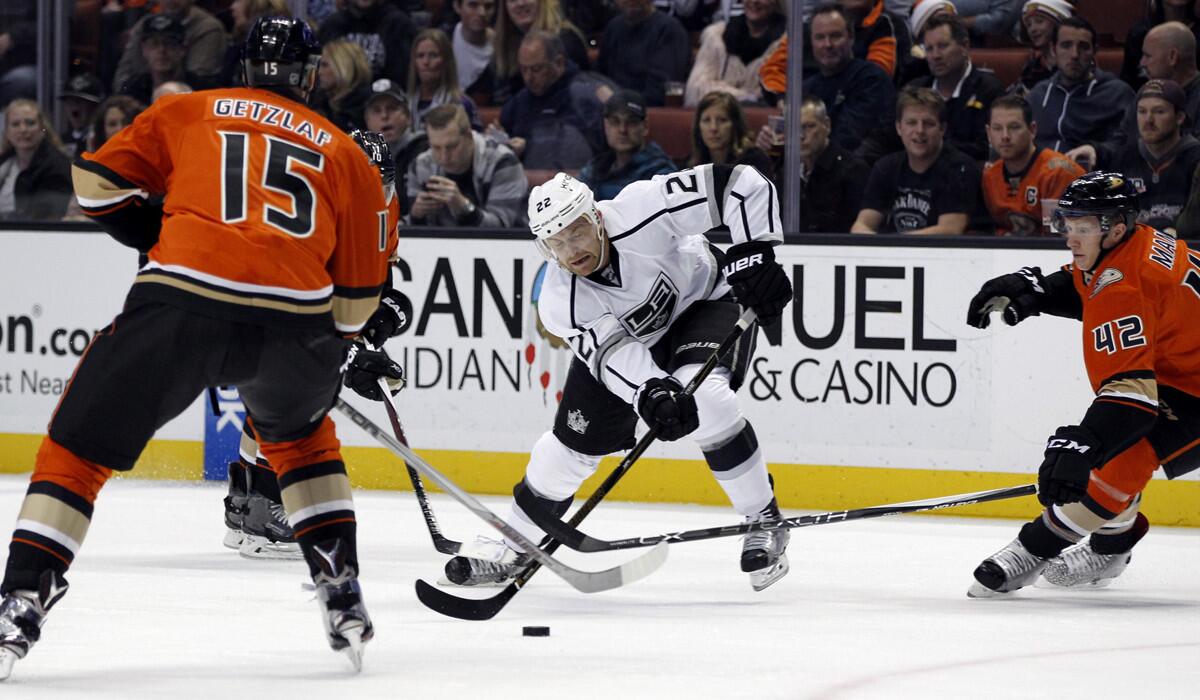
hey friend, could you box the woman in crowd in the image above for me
[88,95,146,152]
[312,38,373,131]
[493,0,589,101]
[688,91,774,182]
[218,0,292,87]
[0,99,72,222]
[1017,0,1074,94]
[684,0,786,107]
[408,28,482,131]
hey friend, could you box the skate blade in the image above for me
[749,554,789,592]
[239,536,304,560]
[967,580,1014,598]
[222,528,245,550]
[340,627,365,673]
[1035,575,1116,590]
[0,647,18,681]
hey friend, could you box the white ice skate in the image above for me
[968,538,1048,598]
[740,500,790,592]
[1040,540,1132,589]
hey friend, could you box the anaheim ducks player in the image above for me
[965,172,1200,597]
[444,167,793,591]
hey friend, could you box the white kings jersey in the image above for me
[537,163,783,404]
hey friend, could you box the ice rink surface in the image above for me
[0,475,1195,699]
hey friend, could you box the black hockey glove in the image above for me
[636,376,700,442]
[722,241,792,325]
[966,267,1047,329]
[361,289,413,349]
[1037,425,1101,507]
[341,341,406,401]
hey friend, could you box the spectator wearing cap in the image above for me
[597,0,691,107]
[118,15,214,106]
[802,5,896,153]
[0,99,72,222]
[365,79,426,205]
[406,104,527,227]
[112,0,228,93]
[684,0,786,107]
[903,0,955,84]
[1091,80,1200,234]
[1028,16,1134,153]
[578,90,676,200]
[905,15,1003,161]
[451,0,497,100]
[1121,0,1200,91]
[58,73,105,158]
[1016,0,1073,94]
[499,31,608,172]
[852,87,984,235]
[318,0,417,87]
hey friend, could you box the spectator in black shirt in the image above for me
[317,0,417,86]
[793,96,870,233]
[493,0,590,103]
[57,73,105,158]
[597,0,691,106]
[907,15,1003,161]
[0,99,72,222]
[852,87,982,235]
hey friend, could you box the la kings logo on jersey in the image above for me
[621,273,679,338]
[567,409,589,434]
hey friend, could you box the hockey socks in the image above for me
[278,461,359,579]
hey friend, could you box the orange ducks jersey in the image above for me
[73,87,390,335]
[1073,224,1200,414]
[982,148,1083,236]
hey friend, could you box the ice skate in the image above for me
[222,461,248,550]
[740,498,790,592]
[1040,540,1132,589]
[968,538,1048,598]
[311,539,373,672]
[0,570,69,681]
[440,536,527,587]
[238,491,302,560]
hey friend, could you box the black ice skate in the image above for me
[223,461,248,550]
[0,570,69,681]
[441,536,527,587]
[311,539,373,672]
[239,490,301,560]
[740,497,790,592]
[968,538,1048,598]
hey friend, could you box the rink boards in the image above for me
[0,230,1195,525]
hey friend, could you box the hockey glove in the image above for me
[635,376,700,442]
[1037,425,1101,507]
[342,341,406,401]
[361,289,413,349]
[966,267,1047,329]
[722,241,792,325]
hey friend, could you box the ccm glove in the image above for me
[722,241,792,325]
[361,289,413,349]
[635,376,700,442]
[966,266,1047,329]
[342,341,406,401]
[1037,425,1101,507]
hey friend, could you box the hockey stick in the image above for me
[336,395,668,594]
[414,307,757,620]
[535,483,1038,552]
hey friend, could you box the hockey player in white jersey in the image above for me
[443,166,793,591]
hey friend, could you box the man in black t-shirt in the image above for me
[851,87,983,235]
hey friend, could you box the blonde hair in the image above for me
[494,0,584,80]
[1,99,65,158]
[321,39,372,110]
[408,29,462,99]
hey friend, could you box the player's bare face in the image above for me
[987,108,1034,161]
[4,104,42,154]
[545,217,603,275]
[1137,97,1182,146]
[897,106,944,162]
[1062,217,1111,271]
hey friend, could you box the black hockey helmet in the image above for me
[241,17,321,97]
[349,129,396,190]
[1051,171,1140,235]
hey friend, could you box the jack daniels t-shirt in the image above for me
[860,144,982,233]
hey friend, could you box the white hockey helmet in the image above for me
[528,173,603,262]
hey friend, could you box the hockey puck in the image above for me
[522,626,550,637]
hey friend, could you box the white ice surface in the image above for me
[0,475,1196,699]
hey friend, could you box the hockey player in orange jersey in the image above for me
[0,18,405,678]
[964,172,1200,597]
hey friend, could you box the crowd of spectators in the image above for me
[0,0,1198,240]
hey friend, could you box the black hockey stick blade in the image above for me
[337,396,668,594]
[539,484,1038,552]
